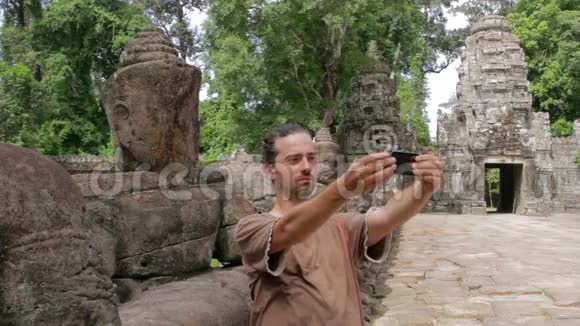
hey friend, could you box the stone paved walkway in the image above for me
[374,213,580,326]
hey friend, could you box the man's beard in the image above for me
[295,181,316,200]
[276,178,316,201]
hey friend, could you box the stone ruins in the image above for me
[1,27,251,325]
[435,16,580,215]
[2,15,579,326]
[338,41,416,163]
[337,41,414,320]
[336,41,417,214]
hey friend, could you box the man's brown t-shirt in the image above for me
[235,210,389,326]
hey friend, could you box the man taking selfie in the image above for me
[235,123,443,326]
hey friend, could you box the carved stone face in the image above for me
[104,27,201,172]
[363,124,398,153]
[314,128,339,185]
[0,144,120,325]
[316,148,338,184]
[107,76,164,168]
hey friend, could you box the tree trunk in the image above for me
[321,67,337,127]
[175,0,187,59]
[488,182,494,208]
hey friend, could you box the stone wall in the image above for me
[50,154,115,173]
[70,166,252,325]
[73,168,226,279]
[550,121,580,212]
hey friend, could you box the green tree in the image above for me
[485,168,500,208]
[0,0,150,155]
[417,0,465,74]
[508,0,580,123]
[199,96,238,161]
[1,0,43,27]
[396,77,430,147]
[452,0,517,24]
[137,0,206,60]
[203,0,436,154]
[551,118,574,137]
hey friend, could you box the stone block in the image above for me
[378,303,434,326]
[435,319,483,326]
[116,233,216,277]
[491,301,543,317]
[115,187,221,254]
[119,269,250,326]
[542,307,580,320]
[0,144,120,325]
[484,317,546,326]
[442,302,493,319]
[81,181,222,277]
[222,192,257,226]
[216,224,242,264]
[544,288,580,307]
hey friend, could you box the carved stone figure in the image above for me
[104,27,201,172]
[314,127,339,185]
[0,144,120,325]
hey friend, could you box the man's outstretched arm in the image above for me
[366,154,443,247]
[270,153,396,253]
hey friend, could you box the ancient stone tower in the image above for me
[436,16,580,215]
[338,41,415,164]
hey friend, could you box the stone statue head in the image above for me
[363,124,398,153]
[0,144,120,325]
[314,127,339,184]
[104,27,201,172]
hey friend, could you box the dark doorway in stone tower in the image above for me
[484,163,523,214]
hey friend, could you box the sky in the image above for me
[425,10,469,137]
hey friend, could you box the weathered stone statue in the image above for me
[314,127,339,185]
[0,144,120,325]
[1,27,253,326]
[104,26,201,172]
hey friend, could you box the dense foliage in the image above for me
[201,0,461,154]
[0,0,150,154]
[452,0,517,24]
[508,0,580,124]
[485,168,500,208]
[551,118,574,137]
[0,0,577,157]
[137,0,206,60]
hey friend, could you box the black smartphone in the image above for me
[391,150,418,175]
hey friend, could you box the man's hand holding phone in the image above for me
[391,151,443,193]
[411,153,443,193]
[336,152,397,198]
